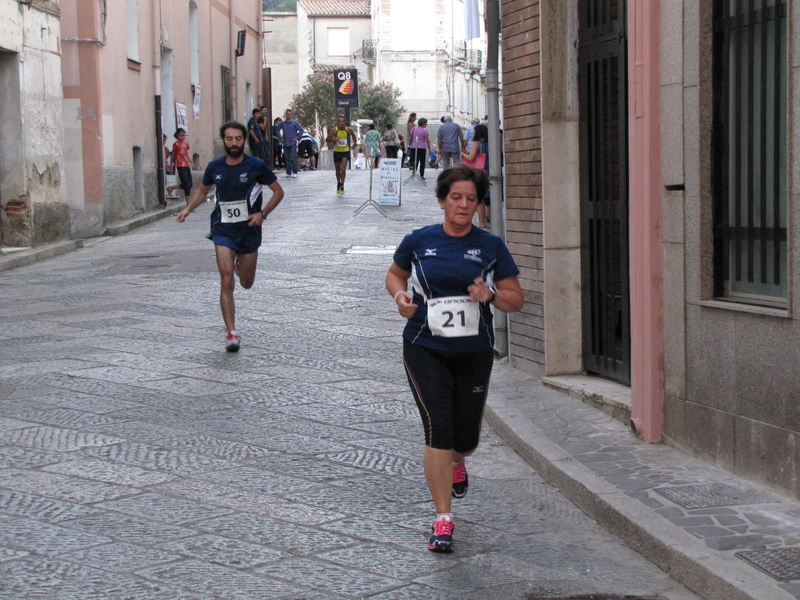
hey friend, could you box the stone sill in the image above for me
[696,299,791,319]
[542,374,632,426]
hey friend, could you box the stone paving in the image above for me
[490,366,800,599]
[0,167,700,599]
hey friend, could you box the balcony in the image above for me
[362,39,377,61]
[466,49,482,70]
[453,40,467,61]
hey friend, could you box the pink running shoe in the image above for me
[428,517,454,553]
[452,461,468,498]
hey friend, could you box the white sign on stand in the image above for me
[379,152,402,206]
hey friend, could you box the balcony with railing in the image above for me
[362,39,377,61]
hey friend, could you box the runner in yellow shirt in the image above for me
[326,115,357,195]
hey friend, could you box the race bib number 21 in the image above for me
[427,296,480,338]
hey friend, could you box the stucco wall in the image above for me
[61,0,264,239]
[263,13,299,118]
[0,0,68,247]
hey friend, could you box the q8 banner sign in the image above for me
[333,69,359,108]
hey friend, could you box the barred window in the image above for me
[713,0,788,305]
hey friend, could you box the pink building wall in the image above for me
[627,0,664,443]
[61,0,264,237]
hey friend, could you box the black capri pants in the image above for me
[403,340,494,453]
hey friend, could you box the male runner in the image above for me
[326,115,357,195]
[176,122,284,352]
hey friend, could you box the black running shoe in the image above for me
[427,518,454,553]
[452,462,468,498]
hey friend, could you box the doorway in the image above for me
[578,0,631,384]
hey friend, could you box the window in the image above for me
[189,1,200,84]
[127,0,140,61]
[327,28,350,57]
[221,66,232,123]
[713,0,788,305]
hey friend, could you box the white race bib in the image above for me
[336,138,348,147]
[427,296,480,338]
[220,200,248,223]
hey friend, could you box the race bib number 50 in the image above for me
[220,200,248,223]
[427,296,480,338]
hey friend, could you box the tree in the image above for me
[289,73,404,134]
[262,0,297,11]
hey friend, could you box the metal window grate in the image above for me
[713,0,788,303]
[221,66,232,123]
[362,39,377,60]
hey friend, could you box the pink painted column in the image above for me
[628,0,664,443]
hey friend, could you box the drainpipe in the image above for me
[230,0,238,121]
[154,0,165,206]
[485,0,508,358]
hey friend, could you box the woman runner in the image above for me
[385,165,524,552]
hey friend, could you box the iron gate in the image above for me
[578,0,631,384]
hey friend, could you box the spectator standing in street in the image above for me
[464,118,479,149]
[166,128,194,204]
[309,127,320,169]
[364,123,381,167]
[280,109,304,178]
[437,115,464,170]
[326,115,357,194]
[175,122,284,352]
[462,124,490,228]
[247,109,265,159]
[385,166,524,553]
[382,123,398,159]
[272,117,284,169]
[409,118,431,179]
[406,112,417,170]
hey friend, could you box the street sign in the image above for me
[333,68,359,108]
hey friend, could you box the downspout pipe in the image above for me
[485,0,508,358]
[154,0,165,206]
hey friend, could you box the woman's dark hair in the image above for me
[436,165,489,200]
[473,124,489,142]
[219,121,247,139]
[385,123,393,129]
[408,113,416,120]
[418,117,428,127]
[174,128,186,137]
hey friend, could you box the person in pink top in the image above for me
[410,118,431,180]
[167,128,195,204]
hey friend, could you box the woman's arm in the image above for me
[467,275,524,313]
[385,262,418,319]
[462,140,478,161]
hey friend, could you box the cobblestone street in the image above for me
[0,168,700,599]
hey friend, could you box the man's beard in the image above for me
[225,144,243,157]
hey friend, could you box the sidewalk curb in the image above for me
[484,391,794,600]
[103,201,184,237]
[0,240,83,273]
[0,202,183,273]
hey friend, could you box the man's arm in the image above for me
[247,179,285,227]
[175,182,212,222]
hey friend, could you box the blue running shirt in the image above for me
[203,154,277,236]
[393,224,520,352]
